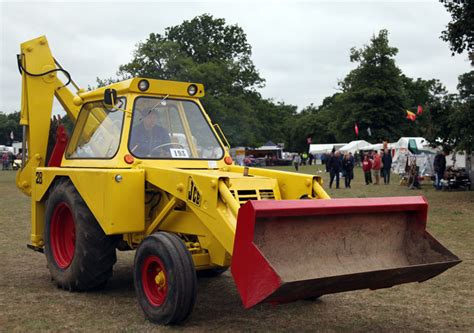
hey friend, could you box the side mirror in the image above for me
[104,88,118,109]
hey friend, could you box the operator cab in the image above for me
[63,78,228,167]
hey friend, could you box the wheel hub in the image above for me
[50,202,75,269]
[142,255,168,306]
[155,270,166,289]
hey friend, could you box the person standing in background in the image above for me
[362,154,372,185]
[372,151,382,185]
[2,152,9,170]
[343,153,354,188]
[329,151,342,189]
[301,152,308,165]
[324,153,331,172]
[433,150,447,190]
[8,152,15,170]
[349,152,355,179]
[293,154,301,171]
[382,148,392,184]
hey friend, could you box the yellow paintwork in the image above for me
[228,165,326,199]
[17,35,330,270]
[30,168,145,247]
[17,36,81,196]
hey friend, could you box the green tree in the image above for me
[113,14,276,146]
[332,30,408,142]
[400,76,441,139]
[289,99,338,152]
[411,72,473,154]
[0,111,22,145]
[440,0,474,64]
[291,30,457,150]
[420,81,459,152]
[118,15,264,94]
[252,98,297,147]
[451,71,474,153]
[436,0,474,154]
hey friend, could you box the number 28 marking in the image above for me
[35,172,43,184]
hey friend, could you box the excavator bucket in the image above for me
[231,196,461,309]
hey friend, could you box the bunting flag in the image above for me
[10,131,14,140]
[367,127,372,136]
[417,105,423,115]
[354,123,359,137]
[406,110,417,121]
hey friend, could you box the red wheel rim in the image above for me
[50,202,75,269]
[142,255,168,306]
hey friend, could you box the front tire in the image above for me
[134,232,197,325]
[44,179,117,291]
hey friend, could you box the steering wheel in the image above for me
[150,142,186,156]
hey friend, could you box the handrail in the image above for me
[213,123,230,149]
[218,181,240,217]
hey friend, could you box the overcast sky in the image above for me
[0,0,471,114]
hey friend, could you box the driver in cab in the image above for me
[130,107,170,157]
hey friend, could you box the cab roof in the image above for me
[78,78,205,102]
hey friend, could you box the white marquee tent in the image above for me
[309,143,346,155]
[392,137,429,149]
[339,140,371,153]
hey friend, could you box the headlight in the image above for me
[138,79,149,92]
[187,84,197,96]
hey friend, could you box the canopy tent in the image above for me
[363,143,384,151]
[393,137,428,149]
[390,138,435,176]
[246,141,283,159]
[392,151,436,176]
[339,140,371,153]
[361,142,400,151]
[309,143,346,155]
[255,141,282,151]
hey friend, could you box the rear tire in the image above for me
[44,179,117,291]
[134,232,197,325]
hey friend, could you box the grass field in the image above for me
[1,166,473,332]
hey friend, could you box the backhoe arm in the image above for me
[17,36,82,195]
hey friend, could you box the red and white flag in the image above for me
[354,123,359,137]
[417,105,423,115]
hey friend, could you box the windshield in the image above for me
[129,97,224,160]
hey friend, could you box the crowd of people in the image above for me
[320,149,391,189]
[292,149,394,189]
[360,149,393,186]
[2,151,21,170]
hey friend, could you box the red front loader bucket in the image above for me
[231,196,461,309]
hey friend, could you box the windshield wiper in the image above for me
[147,94,169,115]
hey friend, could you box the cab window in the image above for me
[129,97,223,159]
[66,99,125,159]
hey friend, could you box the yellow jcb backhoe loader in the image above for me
[16,36,460,325]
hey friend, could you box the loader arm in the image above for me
[16,36,81,195]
